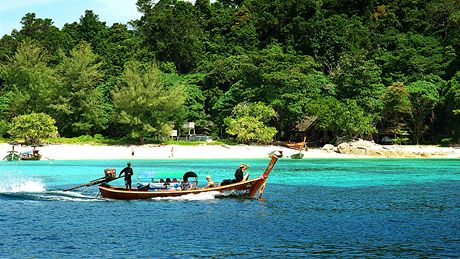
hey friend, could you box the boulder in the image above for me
[419,152,431,158]
[322,144,335,153]
[337,142,351,154]
[366,146,384,156]
[350,146,367,155]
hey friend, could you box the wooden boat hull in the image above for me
[99,178,266,200]
[291,152,304,159]
[99,155,279,200]
[285,142,306,150]
[21,155,42,161]
[3,152,20,161]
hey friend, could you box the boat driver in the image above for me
[119,162,134,191]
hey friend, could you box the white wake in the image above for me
[150,191,221,201]
[0,178,46,193]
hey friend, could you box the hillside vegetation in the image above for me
[0,0,459,145]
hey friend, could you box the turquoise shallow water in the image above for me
[1,158,459,258]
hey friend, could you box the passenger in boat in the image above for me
[234,163,249,183]
[204,175,215,188]
[180,178,192,190]
[119,162,134,190]
[164,178,171,189]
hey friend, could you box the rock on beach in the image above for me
[324,139,459,158]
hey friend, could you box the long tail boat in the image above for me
[284,136,307,150]
[3,142,20,161]
[3,143,43,161]
[98,155,279,200]
[3,151,20,161]
[20,149,42,160]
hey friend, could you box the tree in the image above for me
[308,97,376,139]
[208,44,328,137]
[331,52,385,115]
[0,40,57,118]
[137,0,205,73]
[448,73,460,117]
[9,113,58,145]
[372,32,455,84]
[0,92,13,136]
[112,62,186,144]
[304,15,370,73]
[224,102,277,143]
[432,73,459,142]
[11,13,66,62]
[226,4,259,53]
[381,82,411,137]
[181,74,209,130]
[52,41,107,136]
[77,10,109,57]
[406,80,440,144]
[104,23,141,77]
[195,0,212,21]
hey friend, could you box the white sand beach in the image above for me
[1,142,459,160]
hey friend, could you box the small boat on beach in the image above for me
[97,155,279,200]
[20,146,42,160]
[3,143,43,161]
[284,136,307,150]
[3,142,20,161]
[3,150,20,161]
[284,141,306,150]
[290,151,304,159]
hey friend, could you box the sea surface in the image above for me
[0,158,459,258]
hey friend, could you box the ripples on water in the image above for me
[0,158,459,258]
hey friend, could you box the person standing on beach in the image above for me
[119,162,134,190]
[234,163,249,182]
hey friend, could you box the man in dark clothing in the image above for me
[234,163,249,182]
[119,162,134,190]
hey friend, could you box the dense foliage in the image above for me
[224,102,277,143]
[0,0,459,145]
[9,113,58,145]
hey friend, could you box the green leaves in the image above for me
[381,82,411,136]
[331,51,385,115]
[0,0,459,144]
[112,62,186,143]
[0,41,57,116]
[224,102,277,144]
[53,41,107,136]
[9,113,58,145]
[406,80,440,144]
[137,0,205,73]
[373,32,454,84]
[309,97,376,138]
[207,44,326,133]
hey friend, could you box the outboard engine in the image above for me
[104,169,117,180]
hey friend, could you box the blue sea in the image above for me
[0,158,459,258]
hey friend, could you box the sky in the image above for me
[0,0,143,37]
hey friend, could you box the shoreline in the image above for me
[1,143,459,160]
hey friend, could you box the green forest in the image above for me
[0,0,459,146]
